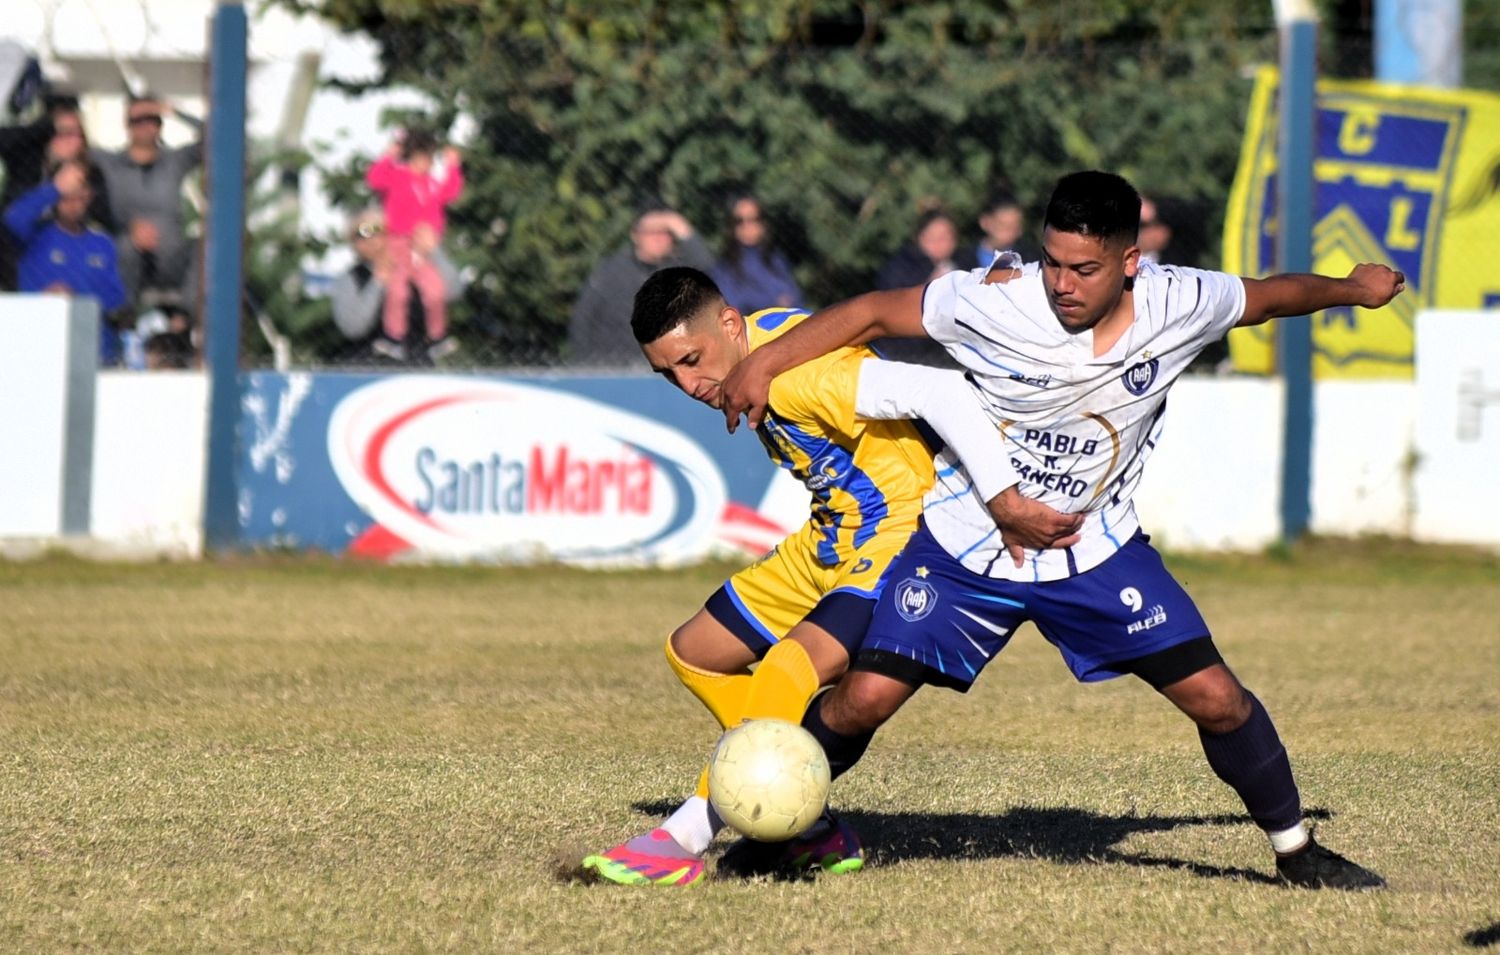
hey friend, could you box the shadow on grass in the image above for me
[633,800,1335,885]
[1466,923,1500,948]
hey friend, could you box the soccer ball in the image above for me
[707,719,831,842]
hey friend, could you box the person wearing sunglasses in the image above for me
[710,194,803,316]
[329,209,464,364]
[90,92,204,313]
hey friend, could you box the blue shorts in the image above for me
[855,522,1212,691]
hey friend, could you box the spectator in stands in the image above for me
[1137,194,1174,265]
[2,159,128,364]
[711,194,802,314]
[876,208,975,290]
[569,200,713,367]
[366,129,463,362]
[0,93,113,290]
[974,188,1040,266]
[330,209,463,364]
[91,92,203,312]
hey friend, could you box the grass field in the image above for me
[2,541,1498,953]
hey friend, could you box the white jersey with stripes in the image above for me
[919,259,1246,581]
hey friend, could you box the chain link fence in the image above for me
[243,23,1272,373]
[3,2,1497,374]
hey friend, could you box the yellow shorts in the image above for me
[705,520,915,654]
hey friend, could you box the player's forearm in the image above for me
[755,288,924,378]
[1239,273,1365,327]
[855,360,1019,501]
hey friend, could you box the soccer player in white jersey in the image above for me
[719,170,1406,890]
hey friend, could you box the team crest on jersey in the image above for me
[802,452,846,491]
[1122,358,1159,396]
[895,577,938,622]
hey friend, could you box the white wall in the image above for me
[1133,378,1284,551]
[1412,312,1500,544]
[1312,381,1416,537]
[6,332,1499,559]
[88,371,208,557]
[0,295,96,537]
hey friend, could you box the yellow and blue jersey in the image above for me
[747,307,935,566]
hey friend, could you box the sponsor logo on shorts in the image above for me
[1122,358,1159,396]
[1127,604,1168,634]
[895,578,938,622]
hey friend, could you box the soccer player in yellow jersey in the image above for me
[583,266,1080,886]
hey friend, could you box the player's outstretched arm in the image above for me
[721,286,926,432]
[1238,263,1405,328]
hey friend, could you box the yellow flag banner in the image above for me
[1224,67,1500,378]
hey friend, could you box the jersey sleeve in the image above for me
[918,268,979,348]
[767,349,862,438]
[854,359,1019,502]
[1172,265,1248,347]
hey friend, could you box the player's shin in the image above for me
[1197,690,1308,853]
[802,693,876,781]
[738,637,827,724]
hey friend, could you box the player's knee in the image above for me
[666,613,746,675]
[1191,681,1252,734]
[823,674,909,735]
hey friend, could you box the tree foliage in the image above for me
[271,1,1282,363]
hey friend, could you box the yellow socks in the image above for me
[739,639,822,724]
[664,635,751,729]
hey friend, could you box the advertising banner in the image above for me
[1223,67,1500,377]
[238,372,801,565]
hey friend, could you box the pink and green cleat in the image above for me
[784,813,864,874]
[581,829,706,886]
[718,812,865,877]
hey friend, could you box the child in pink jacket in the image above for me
[366,129,463,359]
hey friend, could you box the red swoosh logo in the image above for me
[361,392,498,530]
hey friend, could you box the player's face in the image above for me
[641,308,747,409]
[1040,227,1138,332]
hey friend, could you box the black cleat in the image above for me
[1275,836,1386,890]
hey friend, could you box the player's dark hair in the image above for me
[631,267,725,344]
[1043,171,1141,245]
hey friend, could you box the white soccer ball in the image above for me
[707,719,831,842]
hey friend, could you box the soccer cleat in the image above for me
[718,811,865,877]
[1275,835,1386,890]
[581,829,705,887]
[784,812,864,874]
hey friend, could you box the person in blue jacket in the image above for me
[3,159,129,365]
[711,194,803,314]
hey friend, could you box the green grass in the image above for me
[1,542,1498,953]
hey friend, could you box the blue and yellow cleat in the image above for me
[581,829,706,886]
